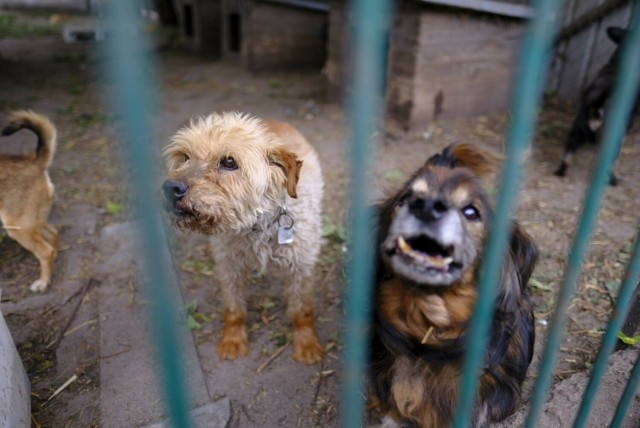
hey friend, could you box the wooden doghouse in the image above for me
[177,0,224,58]
[177,0,328,71]
[239,0,328,71]
[326,0,532,129]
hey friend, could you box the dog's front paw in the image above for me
[218,334,249,360]
[29,279,48,293]
[218,309,249,360]
[292,329,323,364]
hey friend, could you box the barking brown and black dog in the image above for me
[370,144,537,427]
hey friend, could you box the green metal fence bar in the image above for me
[103,1,192,426]
[525,11,640,428]
[573,232,640,427]
[451,1,562,426]
[610,351,640,428]
[342,0,391,426]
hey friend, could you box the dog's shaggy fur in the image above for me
[555,26,639,185]
[0,110,59,292]
[163,112,324,364]
[370,144,537,427]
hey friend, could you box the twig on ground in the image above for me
[99,345,131,360]
[46,374,78,402]
[42,278,96,317]
[46,278,97,350]
[240,404,255,423]
[256,342,290,373]
[31,415,42,428]
[312,360,325,406]
[63,318,97,337]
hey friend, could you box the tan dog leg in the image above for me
[42,223,59,251]
[217,260,249,360]
[7,225,57,292]
[218,308,249,360]
[290,301,323,364]
[286,272,323,364]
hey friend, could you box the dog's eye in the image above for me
[462,205,481,221]
[182,153,190,164]
[220,156,238,171]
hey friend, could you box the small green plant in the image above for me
[618,331,640,346]
[105,201,125,215]
[0,14,62,38]
[181,259,215,276]
[62,166,78,175]
[184,300,211,331]
[382,170,405,183]
[269,331,291,347]
[539,123,560,139]
[268,79,284,89]
[76,112,106,129]
[322,215,347,244]
[529,277,553,292]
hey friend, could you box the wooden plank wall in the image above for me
[325,0,349,100]
[326,0,634,127]
[405,6,523,127]
[548,0,634,102]
[385,0,422,126]
[243,2,327,71]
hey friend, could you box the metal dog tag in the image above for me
[277,212,294,245]
[278,225,294,245]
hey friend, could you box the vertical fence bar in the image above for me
[525,12,640,428]
[610,351,640,428]
[102,1,191,426]
[342,0,391,427]
[451,1,562,426]
[573,232,640,427]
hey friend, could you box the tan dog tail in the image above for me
[2,110,57,168]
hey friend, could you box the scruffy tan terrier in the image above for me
[162,112,324,364]
[0,110,59,292]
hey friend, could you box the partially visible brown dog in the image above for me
[0,111,59,292]
[162,112,324,364]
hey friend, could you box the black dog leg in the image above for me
[555,105,594,178]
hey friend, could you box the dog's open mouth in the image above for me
[395,235,460,273]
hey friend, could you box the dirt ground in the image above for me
[1,11,639,428]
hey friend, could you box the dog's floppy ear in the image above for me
[271,148,303,198]
[607,27,626,44]
[497,222,538,313]
[509,222,538,288]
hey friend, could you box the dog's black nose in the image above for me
[163,180,189,205]
[409,197,448,222]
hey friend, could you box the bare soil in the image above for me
[1,10,639,427]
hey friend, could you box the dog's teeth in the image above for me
[425,255,454,269]
[398,236,412,253]
[428,257,446,268]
